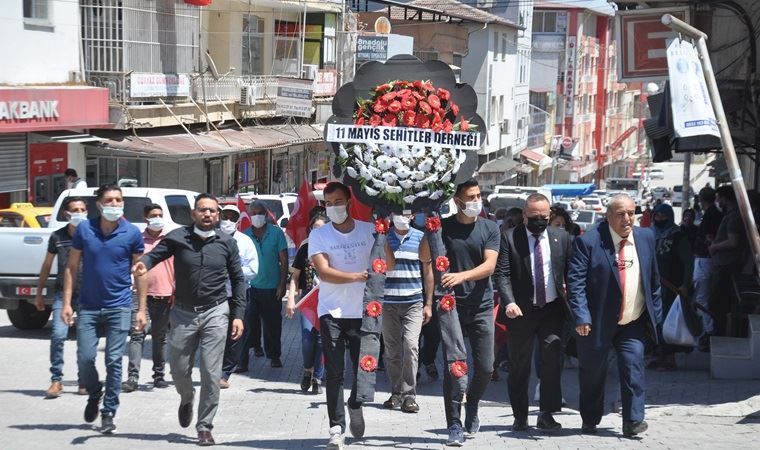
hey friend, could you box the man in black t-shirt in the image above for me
[439,179,500,446]
[692,186,722,340]
[34,197,88,398]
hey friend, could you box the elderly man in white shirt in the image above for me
[218,204,259,387]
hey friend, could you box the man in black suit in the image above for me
[494,193,573,432]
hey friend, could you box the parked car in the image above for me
[581,197,606,213]
[0,187,198,330]
[571,210,600,232]
[672,185,694,207]
[651,186,669,202]
[649,168,665,180]
[0,203,53,228]
[228,193,297,228]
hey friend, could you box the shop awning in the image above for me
[88,124,324,160]
[477,157,518,174]
[542,183,596,197]
[520,149,553,174]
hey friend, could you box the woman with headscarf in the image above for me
[649,203,695,370]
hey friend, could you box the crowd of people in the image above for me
[32,179,756,448]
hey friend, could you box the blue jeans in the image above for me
[50,293,80,383]
[301,315,324,380]
[76,307,131,416]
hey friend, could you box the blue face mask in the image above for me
[414,213,426,227]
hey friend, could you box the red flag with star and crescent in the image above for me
[286,179,319,248]
[295,286,320,332]
[237,195,251,232]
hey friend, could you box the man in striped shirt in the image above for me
[382,210,434,414]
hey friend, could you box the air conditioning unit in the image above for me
[500,119,510,133]
[240,85,259,106]
[302,64,318,81]
[517,119,524,130]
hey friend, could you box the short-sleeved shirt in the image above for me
[48,226,80,295]
[245,224,288,289]
[308,220,374,319]
[292,242,317,293]
[441,216,500,306]
[712,208,746,267]
[694,205,723,257]
[384,228,424,303]
[73,217,144,309]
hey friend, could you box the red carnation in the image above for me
[397,88,411,97]
[360,355,378,372]
[402,110,416,126]
[372,258,387,274]
[412,91,425,101]
[369,114,382,127]
[401,96,417,111]
[451,102,460,117]
[437,88,451,101]
[366,300,382,318]
[387,101,402,114]
[425,216,441,232]
[431,116,443,132]
[413,80,424,90]
[374,218,390,234]
[428,95,441,110]
[460,117,470,132]
[450,360,468,378]
[355,117,366,125]
[439,294,456,312]
[372,101,387,114]
[443,119,453,133]
[382,114,398,127]
[419,101,432,115]
[381,92,396,103]
[375,83,392,92]
[435,256,450,272]
[415,114,431,129]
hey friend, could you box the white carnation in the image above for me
[416,190,430,198]
[403,195,416,204]
[412,145,427,158]
[430,190,443,200]
[396,167,411,179]
[430,145,442,158]
[419,158,434,172]
[435,157,449,172]
[346,166,358,178]
[399,179,413,189]
[382,172,398,184]
[353,145,364,160]
[360,165,373,180]
[368,166,381,177]
[376,155,393,171]
[386,185,402,194]
[365,186,379,196]
[412,171,426,181]
[414,180,426,190]
[373,179,388,189]
[339,144,349,159]
[441,170,452,183]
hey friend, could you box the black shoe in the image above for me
[401,397,420,414]
[623,420,648,437]
[271,358,283,368]
[153,378,169,389]
[464,412,480,435]
[233,365,248,374]
[581,423,598,434]
[425,363,439,380]
[383,394,402,409]
[100,413,116,434]
[253,347,264,357]
[178,397,194,428]
[300,370,312,392]
[513,419,529,431]
[84,391,102,423]
[536,412,562,431]
[121,377,138,393]
[311,378,322,395]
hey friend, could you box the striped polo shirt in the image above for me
[384,227,424,303]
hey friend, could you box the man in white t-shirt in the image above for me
[309,181,392,450]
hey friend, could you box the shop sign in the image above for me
[0,87,110,132]
[129,73,190,98]
[276,78,314,118]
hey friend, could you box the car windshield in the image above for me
[55,196,153,223]
[584,198,600,205]
[673,186,682,192]
[490,197,527,211]
[573,211,595,223]
[36,215,50,227]
[255,199,284,220]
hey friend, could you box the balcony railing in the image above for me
[192,75,279,103]
[527,105,550,149]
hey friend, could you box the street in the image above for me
[0,308,758,449]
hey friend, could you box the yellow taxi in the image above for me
[0,203,54,228]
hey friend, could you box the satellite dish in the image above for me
[205,51,220,81]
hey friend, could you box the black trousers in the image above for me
[709,265,739,337]
[252,287,282,359]
[419,304,440,366]
[442,301,494,427]
[506,300,564,421]
[221,298,239,379]
[320,315,363,433]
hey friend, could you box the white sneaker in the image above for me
[327,426,344,450]
[534,383,540,402]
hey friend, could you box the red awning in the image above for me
[184,0,212,6]
[520,149,548,163]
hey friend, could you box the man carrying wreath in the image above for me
[439,179,500,446]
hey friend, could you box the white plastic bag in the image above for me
[663,296,698,346]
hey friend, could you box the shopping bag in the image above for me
[663,295,699,346]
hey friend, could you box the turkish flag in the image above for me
[295,287,320,332]
[348,187,374,221]
[237,195,251,232]
[286,179,319,247]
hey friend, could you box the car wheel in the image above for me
[7,300,51,330]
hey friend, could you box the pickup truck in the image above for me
[0,187,198,330]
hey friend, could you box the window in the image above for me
[323,14,337,66]
[493,32,499,61]
[242,15,265,76]
[165,195,193,226]
[490,96,498,126]
[413,51,439,62]
[0,213,25,228]
[498,96,505,124]
[275,21,301,76]
[502,34,507,61]
[532,11,567,34]
[23,0,48,21]
[452,53,463,80]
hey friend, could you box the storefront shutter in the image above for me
[0,133,28,193]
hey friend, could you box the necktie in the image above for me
[618,239,628,321]
[533,234,546,307]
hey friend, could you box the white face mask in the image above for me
[100,205,124,222]
[194,225,215,238]
[326,205,348,225]
[147,217,164,231]
[460,200,482,218]
[68,212,87,226]
[392,215,410,231]
[251,214,266,228]
[220,219,237,235]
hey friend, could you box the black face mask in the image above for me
[526,217,549,234]
[654,220,669,229]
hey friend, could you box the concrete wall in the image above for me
[0,1,80,84]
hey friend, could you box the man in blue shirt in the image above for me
[61,184,147,435]
[239,200,289,368]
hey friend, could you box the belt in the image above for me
[175,298,227,314]
[148,295,171,301]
